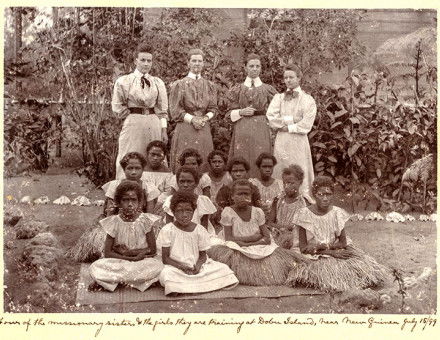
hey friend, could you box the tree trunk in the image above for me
[53,7,62,157]
[14,8,22,63]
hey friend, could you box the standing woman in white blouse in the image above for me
[266,65,317,203]
[112,44,169,179]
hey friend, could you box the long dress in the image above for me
[89,213,164,291]
[266,87,316,202]
[227,78,277,177]
[169,74,218,172]
[208,206,307,286]
[285,206,391,291]
[112,69,168,179]
[157,223,238,295]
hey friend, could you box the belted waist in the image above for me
[129,107,155,115]
[188,110,207,117]
[252,110,266,116]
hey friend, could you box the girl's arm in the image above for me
[223,225,263,245]
[162,247,194,273]
[329,228,348,250]
[146,198,157,214]
[193,251,207,274]
[241,225,271,246]
[202,186,211,198]
[104,235,139,261]
[298,227,352,258]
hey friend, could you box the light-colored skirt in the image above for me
[89,257,163,292]
[272,131,314,202]
[170,122,213,173]
[116,114,162,179]
[228,116,272,178]
[159,258,238,295]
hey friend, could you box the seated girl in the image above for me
[286,176,390,291]
[163,166,217,235]
[208,179,307,286]
[170,148,211,198]
[250,153,283,216]
[142,141,174,205]
[89,180,163,292]
[268,164,307,249]
[206,150,232,202]
[102,152,160,216]
[157,191,238,295]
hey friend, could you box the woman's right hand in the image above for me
[239,107,256,117]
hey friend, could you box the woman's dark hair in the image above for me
[146,140,167,155]
[227,156,250,172]
[119,152,147,169]
[207,150,228,164]
[178,148,203,166]
[230,179,253,195]
[245,53,261,65]
[282,164,304,183]
[134,44,152,58]
[284,64,303,79]
[188,48,204,60]
[170,190,198,213]
[176,165,200,185]
[114,180,144,205]
[255,152,277,168]
[311,176,334,196]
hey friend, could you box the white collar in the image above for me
[244,77,262,88]
[187,72,202,80]
[134,69,150,77]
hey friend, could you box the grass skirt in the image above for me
[285,246,391,292]
[66,225,106,263]
[207,245,308,286]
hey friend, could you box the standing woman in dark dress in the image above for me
[227,54,278,177]
[169,49,218,172]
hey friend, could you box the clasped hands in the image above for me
[239,106,256,117]
[191,115,209,130]
[303,243,354,259]
[113,244,153,261]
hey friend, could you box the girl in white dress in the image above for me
[286,176,390,291]
[158,191,238,295]
[208,179,307,286]
[89,181,163,292]
[170,148,211,198]
[250,152,283,216]
[266,65,316,203]
[163,166,217,235]
[102,152,160,216]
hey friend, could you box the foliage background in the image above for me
[4,7,437,212]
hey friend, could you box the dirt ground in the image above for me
[3,169,437,314]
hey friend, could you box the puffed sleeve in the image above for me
[197,196,217,216]
[287,94,317,134]
[333,207,351,237]
[265,84,278,105]
[101,180,120,199]
[99,215,119,237]
[111,77,130,119]
[199,173,212,189]
[162,195,173,216]
[169,79,187,122]
[143,182,160,202]
[157,223,172,247]
[254,207,266,226]
[266,94,285,130]
[219,206,234,226]
[197,225,211,251]
[206,80,219,118]
[154,77,169,121]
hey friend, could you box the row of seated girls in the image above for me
[84,140,389,295]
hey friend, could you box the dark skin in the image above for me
[145,146,167,171]
[208,154,227,182]
[183,156,211,198]
[297,186,354,259]
[165,171,210,230]
[162,202,207,275]
[224,184,271,247]
[256,158,276,186]
[104,190,157,261]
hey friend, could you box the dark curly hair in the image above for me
[114,180,144,205]
[119,152,147,170]
[178,148,203,166]
[255,152,277,168]
[176,165,200,185]
[311,176,334,196]
[282,164,304,183]
[230,179,253,195]
[170,190,197,213]
[146,140,167,155]
[207,149,228,164]
[227,156,250,172]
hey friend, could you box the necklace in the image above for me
[119,209,141,222]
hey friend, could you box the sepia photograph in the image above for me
[3,6,437,315]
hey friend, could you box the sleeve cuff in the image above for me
[283,116,294,124]
[206,112,214,120]
[230,109,242,122]
[160,118,168,128]
[288,123,298,133]
[183,113,194,123]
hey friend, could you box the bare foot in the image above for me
[88,282,105,292]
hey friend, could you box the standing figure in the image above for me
[227,54,277,177]
[112,44,168,179]
[266,64,316,203]
[169,48,218,172]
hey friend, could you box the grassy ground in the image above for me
[3,170,437,313]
